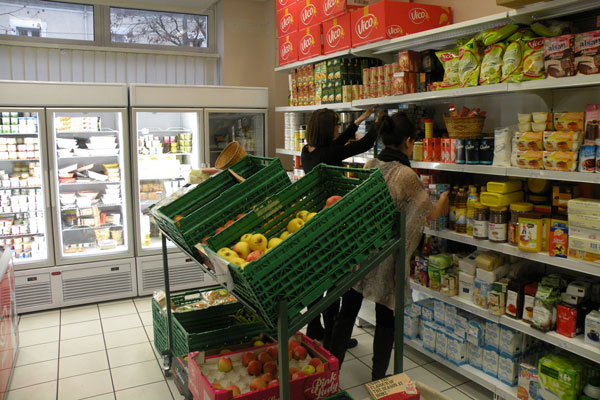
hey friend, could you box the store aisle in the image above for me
[8,299,494,400]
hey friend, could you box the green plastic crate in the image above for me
[206,164,397,328]
[151,155,291,254]
[323,391,354,399]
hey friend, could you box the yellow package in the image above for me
[459,38,482,87]
[553,112,584,131]
[501,41,524,83]
[522,38,546,81]
[543,131,582,151]
[435,48,460,90]
[516,132,543,151]
[479,42,506,85]
[516,151,543,169]
[543,151,577,171]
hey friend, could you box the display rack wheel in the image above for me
[161,353,172,377]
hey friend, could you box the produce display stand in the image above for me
[156,210,407,399]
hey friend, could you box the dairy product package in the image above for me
[585,310,600,349]
[499,326,524,356]
[435,326,448,359]
[475,251,504,271]
[493,126,513,166]
[459,271,475,302]
[454,313,468,340]
[476,264,509,283]
[468,343,483,369]
[517,363,539,400]
[485,321,501,350]
[568,198,600,217]
[499,353,520,386]
[467,317,485,347]
[445,304,457,332]
[404,312,419,340]
[474,278,492,309]
[422,320,437,352]
[459,251,479,275]
[447,333,467,366]
[419,298,435,322]
[434,299,446,326]
[483,346,500,378]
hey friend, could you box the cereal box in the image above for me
[549,220,568,258]
[322,13,351,54]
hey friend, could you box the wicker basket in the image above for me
[443,116,486,138]
[215,141,248,169]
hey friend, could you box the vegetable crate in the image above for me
[152,289,269,358]
[323,391,354,399]
[150,155,291,254]
[205,164,397,328]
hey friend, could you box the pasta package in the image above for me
[517,151,543,169]
[543,151,578,171]
[501,41,524,83]
[479,42,506,85]
[516,132,543,151]
[481,24,519,46]
[522,38,546,81]
[435,48,460,89]
[459,38,482,87]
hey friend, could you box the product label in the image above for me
[519,218,539,250]
[506,290,519,317]
[523,295,535,322]
[473,220,489,238]
[488,223,507,242]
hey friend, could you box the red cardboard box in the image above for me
[556,303,578,338]
[298,24,323,61]
[398,50,421,72]
[299,0,323,29]
[277,0,298,11]
[278,2,300,38]
[391,72,416,95]
[423,138,441,162]
[279,32,300,66]
[188,333,339,400]
[351,1,452,48]
[322,13,352,54]
[322,0,373,21]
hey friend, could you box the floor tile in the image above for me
[57,370,113,400]
[115,381,173,400]
[347,333,374,358]
[61,320,102,340]
[60,334,106,358]
[441,388,474,400]
[6,380,56,400]
[18,311,60,332]
[101,314,142,333]
[99,299,137,319]
[423,362,470,386]
[339,358,372,390]
[403,366,452,393]
[18,326,59,347]
[110,359,164,391]
[403,345,435,366]
[144,324,154,342]
[10,359,58,389]
[456,381,494,400]
[105,327,149,349]
[352,325,370,337]
[61,304,99,325]
[59,350,109,379]
[133,297,152,313]
[357,354,418,375]
[19,309,59,320]
[107,342,156,368]
[346,384,371,400]
[85,394,115,400]
[16,341,58,366]
[139,311,152,326]
[166,376,186,400]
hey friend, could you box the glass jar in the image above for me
[413,142,424,161]
[473,203,489,240]
[508,202,534,246]
[488,206,508,243]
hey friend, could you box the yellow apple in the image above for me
[249,234,267,252]
[232,241,251,259]
[287,218,304,233]
[280,231,291,240]
[230,257,247,267]
[296,210,310,221]
[217,248,231,257]
[268,237,282,249]
[219,249,237,261]
[306,212,317,221]
[241,261,249,268]
[241,233,253,244]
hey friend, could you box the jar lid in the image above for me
[490,206,507,212]
[510,202,534,212]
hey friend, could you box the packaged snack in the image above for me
[458,38,482,87]
[549,220,568,258]
[479,42,506,85]
[531,20,570,37]
[515,132,543,151]
[543,131,582,151]
[518,364,539,400]
[585,104,600,145]
[507,27,535,42]
[397,50,421,72]
[480,24,519,46]
[574,30,600,75]
[538,355,583,400]
[579,145,596,172]
[516,151,543,169]
[544,34,575,78]
[553,112,584,131]
[435,48,460,89]
[202,288,237,306]
[522,38,546,80]
[501,41,524,83]
[543,151,577,171]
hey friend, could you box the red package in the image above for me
[279,32,300,66]
[423,138,441,162]
[391,72,416,95]
[277,2,300,38]
[322,0,372,21]
[556,303,578,338]
[298,24,323,61]
[322,13,352,54]
[351,1,452,48]
[459,106,470,118]
[277,0,298,11]
[398,50,421,72]
[298,0,323,29]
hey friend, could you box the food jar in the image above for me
[413,142,424,161]
[488,206,508,243]
[518,212,543,253]
[473,203,489,240]
[508,202,534,246]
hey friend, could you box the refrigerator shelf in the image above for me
[0,159,40,162]
[56,130,118,135]
[60,180,120,186]
[0,210,44,216]
[0,132,39,136]
[138,129,191,135]
[60,203,122,211]
[0,232,44,239]
[63,223,123,232]
[4,186,41,190]
[58,154,119,159]
[138,152,193,157]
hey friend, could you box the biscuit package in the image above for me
[458,38,482,87]
[480,24,519,46]
[435,48,460,89]
[479,42,506,85]
[544,34,575,78]
[522,38,546,81]
[501,41,524,83]
[574,30,600,75]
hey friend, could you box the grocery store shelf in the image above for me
[0,210,43,216]
[508,0,600,24]
[423,228,600,278]
[5,186,41,190]
[274,49,351,72]
[139,152,193,157]
[0,232,44,239]
[59,154,119,158]
[63,223,122,232]
[275,103,359,112]
[0,158,39,162]
[403,338,518,400]
[56,130,118,135]
[276,148,301,157]
[61,203,122,211]
[60,180,118,186]
[0,132,38,136]
[411,162,507,176]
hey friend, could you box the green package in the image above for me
[521,37,546,81]
[501,40,524,83]
[531,20,570,38]
[507,27,535,42]
[479,42,506,85]
[435,48,460,89]
[429,254,453,269]
[538,354,584,400]
[458,38,482,87]
[481,24,519,46]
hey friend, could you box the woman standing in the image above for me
[330,112,449,380]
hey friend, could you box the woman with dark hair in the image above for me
[329,111,449,381]
[302,105,378,348]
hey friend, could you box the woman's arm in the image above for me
[326,120,379,161]
[332,106,378,146]
[428,191,449,220]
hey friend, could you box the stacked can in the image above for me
[284,112,305,151]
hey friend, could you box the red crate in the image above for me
[279,32,300,66]
[298,24,323,61]
[188,333,339,400]
[322,13,352,54]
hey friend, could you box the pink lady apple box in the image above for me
[188,333,340,400]
[322,13,352,54]
[298,24,323,61]
[350,0,452,48]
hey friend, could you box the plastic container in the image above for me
[455,188,468,234]
[518,212,543,253]
[508,202,534,246]
[527,178,551,194]
[466,186,479,236]
[486,180,522,194]
[473,203,489,240]
[448,186,458,231]
[480,191,524,208]
[488,207,508,243]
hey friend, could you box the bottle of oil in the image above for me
[455,187,468,234]
[467,185,480,236]
[448,186,458,231]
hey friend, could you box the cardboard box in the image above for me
[568,235,600,255]
[350,1,452,48]
[298,24,323,61]
[277,3,300,38]
[322,0,373,21]
[568,198,600,217]
[398,50,421,72]
[365,373,420,400]
[517,364,539,400]
[298,0,323,29]
[423,138,441,162]
[322,13,352,54]
[569,213,600,230]
[277,0,298,11]
[568,248,600,264]
[391,71,417,95]
[279,32,300,66]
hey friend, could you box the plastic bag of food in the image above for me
[202,288,237,306]
[522,37,546,80]
[501,41,524,83]
[481,24,519,46]
[531,20,570,38]
[459,38,482,87]
[479,42,506,85]
[493,126,512,166]
[507,27,535,42]
[435,48,460,89]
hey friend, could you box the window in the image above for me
[109,7,208,48]
[0,0,93,41]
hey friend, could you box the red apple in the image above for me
[289,367,299,376]
[241,351,256,367]
[288,348,293,360]
[215,226,225,234]
[292,371,307,380]
[325,195,342,208]
[219,349,231,355]
[261,372,274,383]
[268,379,279,387]
[224,220,235,228]
[316,363,325,373]
[212,382,222,389]
[308,357,322,368]
[257,351,272,364]
[236,213,246,220]
[246,250,264,262]
[247,360,262,376]
[263,360,278,376]
[293,346,308,360]
[266,346,278,360]
[225,385,241,396]
[217,356,233,372]
[288,339,301,349]
[249,377,267,391]
[201,236,209,244]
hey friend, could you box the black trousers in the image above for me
[306,296,340,350]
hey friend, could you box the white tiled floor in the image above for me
[8,298,495,399]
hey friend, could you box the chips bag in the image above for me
[479,42,506,85]
[521,37,546,81]
[501,41,524,83]
[459,38,482,87]
[531,20,570,38]
[435,48,460,90]
[508,27,535,42]
[481,24,519,46]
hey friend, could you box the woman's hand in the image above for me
[354,106,378,126]
[429,191,450,221]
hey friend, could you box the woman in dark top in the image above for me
[301,105,378,349]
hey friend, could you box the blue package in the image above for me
[483,345,499,378]
[467,318,485,347]
[447,333,467,366]
[485,321,500,350]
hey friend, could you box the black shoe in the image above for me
[347,338,358,349]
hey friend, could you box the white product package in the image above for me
[459,271,475,302]
[454,313,469,340]
[494,126,513,166]
[467,317,485,347]
[498,353,520,386]
[436,326,449,359]
[468,343,484,369]
[474,278,493,309]
[485,321,501,350]
[404,313,419,340]
[420,298,435,322]
[459,251,480,275]
[447,333,467,366]
[445,304,457,332]
[499,326,524,356]
[476,264,509,283]
[483,346,500,378]
[585,310,600,349]
[423,320,438,352]
[419,318,425,340]
[434,299,446,326]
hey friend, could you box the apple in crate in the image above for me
[268,379,279,387]
[287,218,304,233]
[266,346,278,359]
[302,365,316,375]
[225,385,241,396]
[212,382,223,389]
[249,378,267,391]
[241,351,256,367]
[288,339,301,349]
[247,360,262,376]
[263,360,278,375]
[325,195,342,208]
[306,212,317,221]
[224,220,235,228]
[280,231,291,240]
[246,250,263,262]
[289,367,299,376]
[292,371,307,380]
[241,233,253,244]
[296,210,309,220]
[267,237,282,249]
[309,357,322,368]
[232,241,250,259]
[217,356,233,373]
[293,346,308,360]
[249,233,267,251]
[261,372,275,383]
[253,340,264,347]
[257,351,272,364]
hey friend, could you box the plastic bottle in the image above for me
[448,186,458,231]
[449,104,458,118]
[455,188,468,234]
[466,185,480,236]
